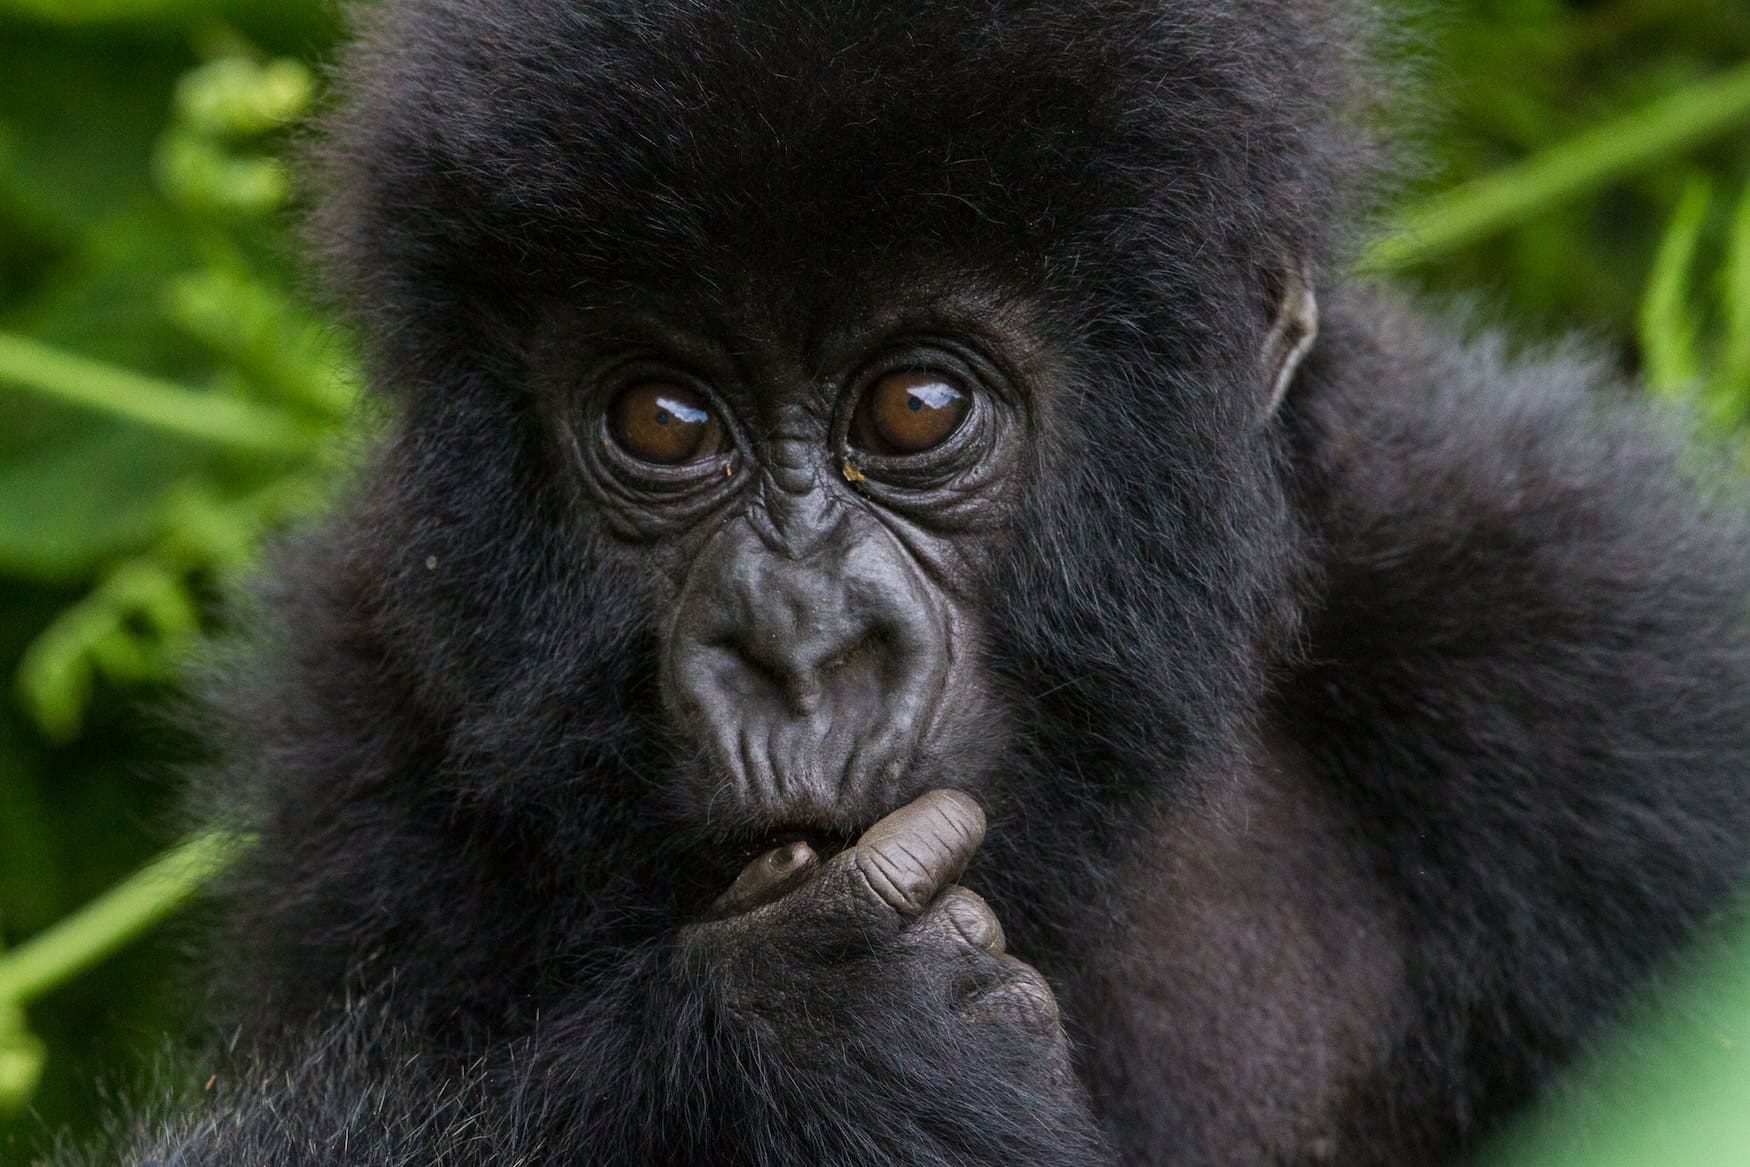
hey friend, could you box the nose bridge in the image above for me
[749,421,845,560]
[727,510,856,674]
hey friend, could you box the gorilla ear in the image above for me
[1259,262,1319,421]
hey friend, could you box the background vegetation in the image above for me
[0,0,1747,1161]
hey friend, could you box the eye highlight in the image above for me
[850,370,969,456]
[609,382,725,465]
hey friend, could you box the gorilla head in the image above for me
[303,0,1377,866]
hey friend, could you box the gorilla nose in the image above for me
[721,604,889,718]
[664,513,949,816]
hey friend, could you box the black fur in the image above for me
[103,1,1750,1164]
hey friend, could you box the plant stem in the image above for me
[1367,60,1750,271]
[0,331,316,455]
[0,832,244,1007]
[0,0,195,25]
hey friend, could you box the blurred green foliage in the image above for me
[1482,920,1750,1167]
[0,0,1746,1161]
[1392,0,1750,339]
[0,2,348,1156]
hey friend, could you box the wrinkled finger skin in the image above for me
[709,839,821,917]
[839,788,985,916]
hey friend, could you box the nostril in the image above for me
[708,636,790,698]
[709,628,887,718]
[817,631,887,679]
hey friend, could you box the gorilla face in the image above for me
[533,289,1041,837]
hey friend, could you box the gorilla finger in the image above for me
[710,840,821,917]
[840,789,986,917]
[963,956,1063,1033]
[912,886,1007,955]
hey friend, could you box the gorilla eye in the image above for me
[609,382,725,465]
[850,370,970,456]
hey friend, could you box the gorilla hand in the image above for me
[683,791,1083,1120]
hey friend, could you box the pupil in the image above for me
[908,396,923,412]
[655,409,671,426]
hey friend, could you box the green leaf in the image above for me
[0,424,208,581]
[165,267,358,418]
[174,56,313,139]
[0,832,243,1008]
[1637,176,1711,398]
[0,1002,44,1115]
[0,20,186,235]
[0,201,203,382]
[154,131,289,217]
[1722,179,1750,391]
[0,0,328,31]
[0,723,65,929]
[15,556,194,739]
[0,0,221,24]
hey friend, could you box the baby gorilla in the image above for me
[97,0,1750,1164]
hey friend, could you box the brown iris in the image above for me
[850,370,969,456]
[608,382,724,465]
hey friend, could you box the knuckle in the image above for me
[992,959,1062,1029]
[939,888,1004,953]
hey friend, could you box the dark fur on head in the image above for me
[220,0,1395,985]
[95,2,1750,1165]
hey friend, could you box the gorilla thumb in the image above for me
[843,789,986,917]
